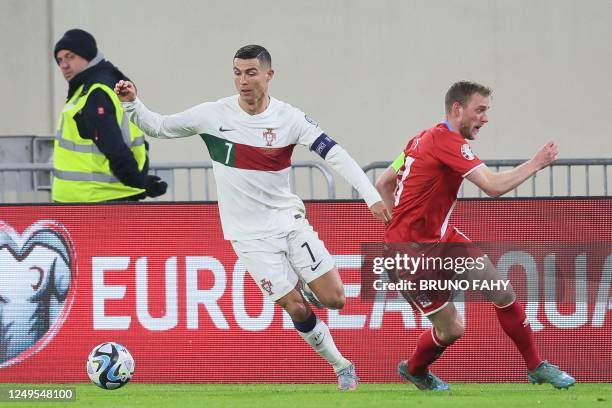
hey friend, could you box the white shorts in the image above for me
[231,219,335,301]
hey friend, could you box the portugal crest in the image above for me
[262,129,276,147]
[260,278,274,295]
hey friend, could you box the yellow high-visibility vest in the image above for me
[52,83,146,202]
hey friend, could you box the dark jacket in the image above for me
[66,58,165,200]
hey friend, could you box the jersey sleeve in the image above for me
[123,99,216,138]
[434,132,483,177]
[295,110,325,148]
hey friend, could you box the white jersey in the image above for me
[123,95,381,240]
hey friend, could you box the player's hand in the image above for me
[114,80,137,102]
[370,201,391,224]
[532,140,559,170]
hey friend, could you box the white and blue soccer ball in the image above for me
[86,342,135,390]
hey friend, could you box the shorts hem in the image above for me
[266,284,296,302]
[302,258,336,284]
[411,300,451,317]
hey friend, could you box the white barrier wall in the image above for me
[1,0,611,172]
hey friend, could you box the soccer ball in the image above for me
[86,342,135,390]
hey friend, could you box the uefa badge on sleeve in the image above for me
[461,144,475,160]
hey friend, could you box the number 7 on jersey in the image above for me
[224,142,233,165]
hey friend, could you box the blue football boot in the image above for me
[397,360,450,391]
[528,361,576,389]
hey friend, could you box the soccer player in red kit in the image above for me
[376,81,575,390]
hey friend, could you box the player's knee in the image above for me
[437,322,464,344]
[284,300,310,321]
[447,324,465,342]
[439,328,463,344]
[321,290,345,310]
[492,291,516,308]
[328,294,345,310]
[277,292,310,321]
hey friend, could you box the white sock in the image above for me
[298,318,351,373]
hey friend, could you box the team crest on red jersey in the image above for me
[415,294,432,308]
[263,129,276,146]
[461,144,475,160]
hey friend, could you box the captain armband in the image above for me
[310,133,337,159]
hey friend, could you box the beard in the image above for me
[458,123,474,140]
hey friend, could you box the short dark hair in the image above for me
[445,81,492,113]
[234,45,272,68]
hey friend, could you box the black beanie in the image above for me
[54,29,97,63]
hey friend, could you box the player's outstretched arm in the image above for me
[320,145,390,223]
[375,165,397,214]
[114,80,201,140]
[467,140,558,197]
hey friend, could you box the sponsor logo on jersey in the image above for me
[461,144,475,160]
[262,129,276,146]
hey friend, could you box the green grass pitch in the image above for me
[3,383,610,408]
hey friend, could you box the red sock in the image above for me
[495,301,543,370]
[408,328,448,376]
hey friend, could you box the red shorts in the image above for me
[387,226,474,316]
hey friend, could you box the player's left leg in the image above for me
[447,227,575,388]
[285,219,358,390]
[287,219,345,310]
[467,256,543,368]
[305,267,345,309]
[466,254,575,388]
[274,288,358,390]
[277,290,357,390]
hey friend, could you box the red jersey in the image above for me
[385,122,483,243]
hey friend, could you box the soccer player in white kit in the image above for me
[115,45,391,390]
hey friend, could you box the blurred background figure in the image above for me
[52,28,166,202]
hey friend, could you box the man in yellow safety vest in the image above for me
[52,28,167,202]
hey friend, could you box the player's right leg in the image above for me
[276,289,358,391]
[398,303,463,391]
